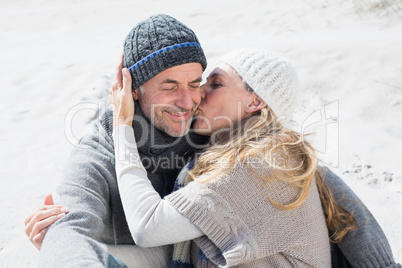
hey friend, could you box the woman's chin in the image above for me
[193,122,213,136]
[193,128,212,136]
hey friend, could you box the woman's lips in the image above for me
[194,108,202,116]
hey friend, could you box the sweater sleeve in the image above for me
[113,125,203,247]
[320,167,401,268]
[38,119,126,267]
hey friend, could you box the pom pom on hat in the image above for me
[218,49,298,124]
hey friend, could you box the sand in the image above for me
[0,0,401,266]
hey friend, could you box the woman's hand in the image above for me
[24,193,67,250]
[109,53,135,128]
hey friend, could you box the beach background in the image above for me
[0,0,401,266]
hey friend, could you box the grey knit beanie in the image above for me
[218,49,298,125]
[123,14,207,90]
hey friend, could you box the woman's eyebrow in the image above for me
[206,73,222,81]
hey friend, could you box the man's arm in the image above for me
[39,118,127,267]
[321,167,401,268]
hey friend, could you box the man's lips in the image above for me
[164,110,191,121]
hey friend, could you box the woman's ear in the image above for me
[245,94,266,114]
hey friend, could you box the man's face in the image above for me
[134,63,203,137]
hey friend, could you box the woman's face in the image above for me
[193,62,256,135]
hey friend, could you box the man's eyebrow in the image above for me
[189,77,202,84]
[161,77,203,84]
[161,79,179,85]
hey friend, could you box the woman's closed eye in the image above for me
[210,81,222,89]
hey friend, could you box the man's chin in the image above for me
[159,122,192,137]
[166,128,190,138]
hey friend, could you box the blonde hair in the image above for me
[189,103,357,243]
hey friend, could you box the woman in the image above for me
[110,48,353,267]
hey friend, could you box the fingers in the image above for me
[24,194,67,250]
[111,53,125,94]
[118,52,124,68]
[30,213,65,238]
[43,193,54,206]
[32,228,48,250]
[24,206,67,236]
[29,213,66,250]
[110,67,134,127]
[122,68,132,94]
[24,205,64,226]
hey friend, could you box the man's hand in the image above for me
[109,53,135,128]
[24,193,67,250]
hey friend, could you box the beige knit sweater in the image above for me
[166,161,331,267]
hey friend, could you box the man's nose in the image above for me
[200,85,206,100]
[175,86,197,110]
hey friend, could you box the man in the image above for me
[27,14,209,267]
[25,14,400,268]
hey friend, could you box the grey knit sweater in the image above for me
[165,161,331,267]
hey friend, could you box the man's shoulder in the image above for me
[78,109,114,147]
[317,165,343,185]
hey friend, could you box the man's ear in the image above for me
[245,94,266,114]
[132,88,140,100]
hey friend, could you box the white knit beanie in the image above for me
[218,49,298,125]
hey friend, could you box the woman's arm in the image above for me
[113,125,203,248]
[109,68,202,247]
